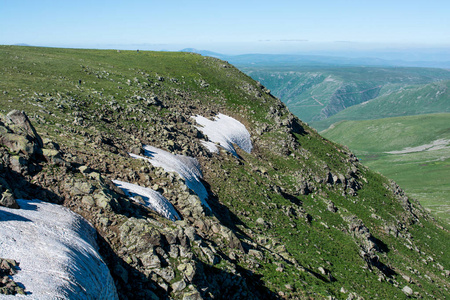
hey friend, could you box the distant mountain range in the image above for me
[181,48,450,69]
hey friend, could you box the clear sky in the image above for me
[1,0,449,55]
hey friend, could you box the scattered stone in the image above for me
[402,274,412,283]
[402,286,413,296]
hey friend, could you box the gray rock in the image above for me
[182,290,203,300]
[93,192,118,210]
[0,131,35,157]
[171,279,187,293]
[402,274,412,283]
[256,217,266,225]
[9,156,28,173]
[168,245,179,259]
[0,191,19,209]
[142,253,161,269]
[130,146,142,155]
[5,110,43,148]
[184,227,198,241]
[177,263,196,282]
[326,201,337,213]
[318,266,327,275]
[248,249,263,260]
[201,246,220,265]
[158,268,175,282]
[402,285,413,296]
[41,148,61,162]
[220,226,243,251]
[72,181,94,195]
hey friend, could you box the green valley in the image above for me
[312,80,450,131]
[242,66,450,125]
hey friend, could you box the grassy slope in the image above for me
[1,46,449,299]
[243,66,450,124]
[322,113,450,223]
[313,80,450,131]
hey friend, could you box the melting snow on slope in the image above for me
[0,199,118,300]
[112,180,180,221]
[385,139,450,154]
[193,113,252,157]
[129,145,210,210]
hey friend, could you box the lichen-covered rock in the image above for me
[0,190,19,209]
[0,110,43,158]
[0,258,25,295]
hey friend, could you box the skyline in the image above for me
[1,0,449,58]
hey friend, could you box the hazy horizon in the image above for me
[2,0,449,61]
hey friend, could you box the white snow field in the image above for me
[112,180,180,221]
[0,199,118,300]
[193,113,252,157]
[129,145,211,210]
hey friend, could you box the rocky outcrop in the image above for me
[0,258,25,295]
[0,111,65,208]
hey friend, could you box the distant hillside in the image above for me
[321,113,450,223]
[180,49,450,69]
[312,80,450,131]
[242,67,450,124]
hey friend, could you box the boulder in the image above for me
[5,110,43,147]
[0,191,19,209]
[171,279,187,293]
[182,290,203,300]
[402,285,413,296]
[0,111,43,162]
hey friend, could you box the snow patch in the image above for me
[112,180,180,221]
[129,145,210,210]
[193,113,252,157]
[385,139,450,154]
[0,199,118,300]
[200,140,220,154]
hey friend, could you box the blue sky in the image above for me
[1,0,449,55]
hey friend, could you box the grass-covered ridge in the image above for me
[1,46,449,299]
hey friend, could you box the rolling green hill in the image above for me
[0,46,449,299]
[313,80,450,131]
[243,66,450,125]
[321,113,450,223]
